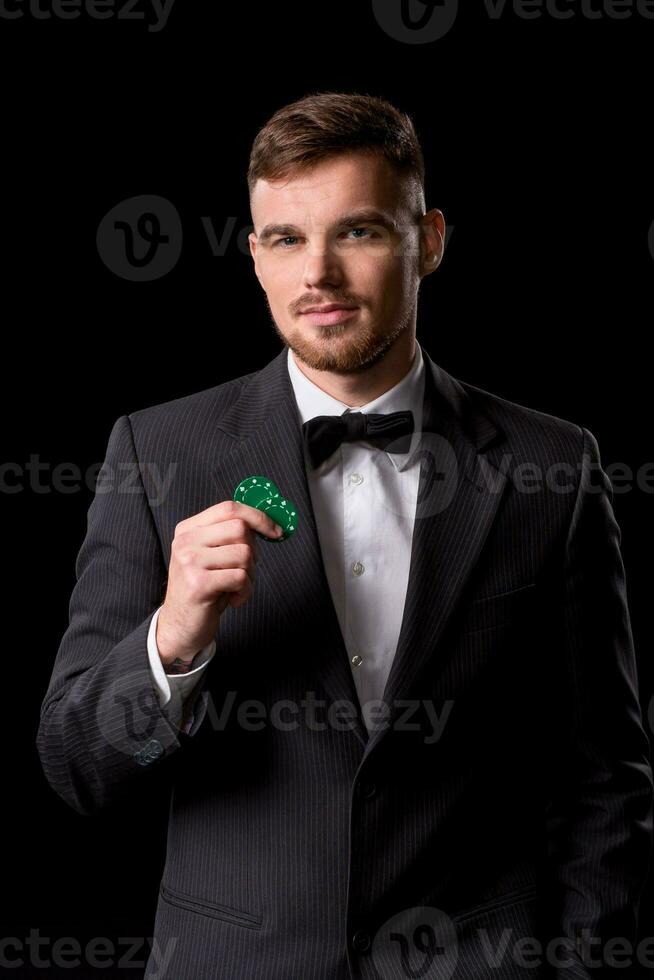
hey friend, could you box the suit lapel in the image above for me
[211,347,370,747]
[211,345,509,758]
[362,351,509,759]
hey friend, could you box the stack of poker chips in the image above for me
[233,476,298,541]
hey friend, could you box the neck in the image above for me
[290,330,417,408]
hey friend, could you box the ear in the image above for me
[419,209,446,277]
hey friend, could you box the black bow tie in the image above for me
[302,410,415,469]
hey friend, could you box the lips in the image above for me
[300,304,358,314]
[299,306,360,327]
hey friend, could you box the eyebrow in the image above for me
[256,209,398,244]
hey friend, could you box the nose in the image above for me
[302,237,344,291]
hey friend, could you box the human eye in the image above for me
[272,236,300,249]
[346,226,374,240]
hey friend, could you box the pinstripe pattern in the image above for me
[36,344,653,979]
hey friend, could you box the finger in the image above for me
[187,500,283,540]
[212,567,254,607]
[207,566,254,597]
[182,522,260,559]
[195,543,257,577]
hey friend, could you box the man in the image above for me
[37,92,653,979]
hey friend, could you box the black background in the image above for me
[3,0,653,975]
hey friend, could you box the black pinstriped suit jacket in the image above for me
[37,343,654,979]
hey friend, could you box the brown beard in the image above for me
[267,299,416,375]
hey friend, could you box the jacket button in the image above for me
[146,739,164,758]
[352,929,372,954]
[133,739,164,766]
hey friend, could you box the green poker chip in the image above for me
[262,497,297,539]
[233,475,298,541]
[244,483,280,508]
[233,475,279,504]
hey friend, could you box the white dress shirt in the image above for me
[147,341,426,734]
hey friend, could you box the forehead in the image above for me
[250,152,407,228]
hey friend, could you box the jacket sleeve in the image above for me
[35,414,212,816]
[543,426,654,976]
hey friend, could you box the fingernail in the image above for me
[274,524,284,536]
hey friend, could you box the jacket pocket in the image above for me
[460,582,537,635]
[159,881,263,930]
[450,883,539,922]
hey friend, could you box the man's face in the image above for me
[249,152,432,374]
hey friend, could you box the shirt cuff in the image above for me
[147,605,217,708]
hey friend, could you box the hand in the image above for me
[156,499,283,668]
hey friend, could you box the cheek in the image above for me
[258,261,296,305]
[358,253,412,305]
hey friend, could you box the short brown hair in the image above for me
[247,91,426,217]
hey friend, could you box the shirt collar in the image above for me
[286,340,425,472]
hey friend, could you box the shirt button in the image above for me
[351,929,372,954]
[349,472,364,485]
[351,654,363,667]
[351,561,365,576]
